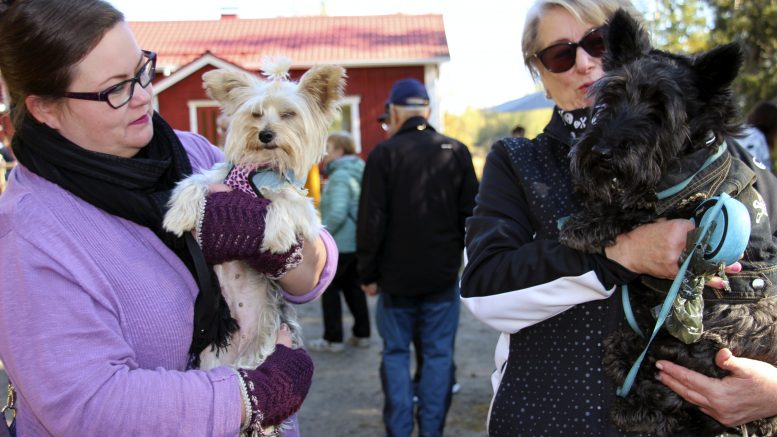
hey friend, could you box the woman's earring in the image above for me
[545,90,552,99]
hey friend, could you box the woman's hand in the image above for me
[604,219,741,286]
[238,342,314,429]
[207,183,231,193]
[361,282,378,296]
[706,262,742,289]
[656,348,777,427]
[276,323,292,347]
[241,324,295,427]
[605,219,694,278]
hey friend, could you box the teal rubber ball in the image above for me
[692,196,751,265]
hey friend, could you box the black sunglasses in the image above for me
[532,27,605,73]
[63,50,156,109]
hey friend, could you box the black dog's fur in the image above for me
[561,17,743,248]
[559,9,777,436]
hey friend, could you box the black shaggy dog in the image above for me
[559,9,777,437]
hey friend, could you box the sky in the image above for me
[106,0,540,114]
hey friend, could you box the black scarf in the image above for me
[12,113,237,362]
[545,106,593,147]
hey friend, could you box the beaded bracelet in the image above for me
[233,368,252,432]
[237,369,284,437]
[194,196,207,247]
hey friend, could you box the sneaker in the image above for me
[346,336,370,348]
[307,338,345,353]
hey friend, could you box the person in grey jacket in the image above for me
[309,131,371,352]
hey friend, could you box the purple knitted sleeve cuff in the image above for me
[237,345,314,430]
[249,238,304,280]
[198,190,306,278]
[281,229,338,304]
[198,190,270,265]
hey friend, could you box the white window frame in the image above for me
[187,99,221,134]
[338,96,362,153]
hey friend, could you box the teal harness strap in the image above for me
[655,142,726,200]
[616,193,730,397]
[621,285,644,338]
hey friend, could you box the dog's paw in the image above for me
[262,228,299,254]
[163,166,229,236]
[301,206,322,242]
[163,182,208,236]
[261,188,322,253]
[262,203,300,253]
[559,212,624,254]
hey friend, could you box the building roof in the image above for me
[129,14,449,72]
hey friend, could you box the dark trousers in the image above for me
[321,252,371,342]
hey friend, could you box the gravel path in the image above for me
[296,294,494,436]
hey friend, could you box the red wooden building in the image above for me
[128,13,450,157]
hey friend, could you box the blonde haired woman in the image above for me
[309,131,371,352]
[460,0,775,434]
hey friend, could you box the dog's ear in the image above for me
[202,69,259,115]
[603,8,651,70]
[298,65,347,116]
[692,43,743,94]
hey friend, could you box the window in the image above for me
[330,96,362,153]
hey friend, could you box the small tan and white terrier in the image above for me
[163,58,346,372]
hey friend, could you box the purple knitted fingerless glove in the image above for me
[237,345,314,430]
[197,190,303,278]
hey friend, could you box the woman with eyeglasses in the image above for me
[0,0,336,435]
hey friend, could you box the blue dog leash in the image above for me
[619,142,728,341]
[616,192,732,397]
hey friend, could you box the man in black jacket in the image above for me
[357,78,479,437]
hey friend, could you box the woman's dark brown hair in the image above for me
[748,101,777,149]
[0,0,124,127]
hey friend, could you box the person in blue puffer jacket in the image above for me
[309,131,372,352]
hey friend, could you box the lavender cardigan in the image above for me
[0,131,335,436]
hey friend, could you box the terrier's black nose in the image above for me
[259,130,275,144]
[592,143,612,157]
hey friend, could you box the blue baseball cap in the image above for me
[387,78,429,106]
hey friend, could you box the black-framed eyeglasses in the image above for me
[63,50,156,109]
[532,27,605,73]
